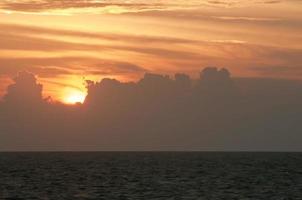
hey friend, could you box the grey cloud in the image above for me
[1,68,302,151]
[3,71,43,105]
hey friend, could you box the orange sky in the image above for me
[0,0,301,102]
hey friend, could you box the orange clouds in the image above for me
[0,0,301,101]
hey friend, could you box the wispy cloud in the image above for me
[0,0,295,15]
[0,56,148,77]
[0,0,180,15]
[0,22,301,79]
[0,23,203,45]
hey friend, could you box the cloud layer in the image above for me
[0,0,297,14]
[1,69,302,151]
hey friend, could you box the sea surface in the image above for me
[0,152,302,199]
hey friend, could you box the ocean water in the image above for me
[0,152,302,199]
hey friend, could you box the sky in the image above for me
[0,1,302,151]
[0,0,301,102]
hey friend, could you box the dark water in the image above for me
[0,152,302,199]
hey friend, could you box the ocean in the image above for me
[0,152,302,199]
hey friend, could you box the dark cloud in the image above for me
[1,68,302,151]
[197,67,237,98]
[3,71,43,105]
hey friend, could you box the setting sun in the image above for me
[63,89,86,104]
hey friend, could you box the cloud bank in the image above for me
[1,68,302,151]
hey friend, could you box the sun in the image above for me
[63,89,86,104]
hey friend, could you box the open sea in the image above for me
[0,152,302,199]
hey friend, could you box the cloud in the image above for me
[0,57,147,77]
[211,16,282,22]
[3,71,43,105]
[1,0,160,12]
[0,65,73,78]
[1,68,302,151]
[0,0,174,14]
[88,62,148,75]
[263,0,282,4]
[0,23,200,45]
[0,0,293,15]
[1,22,301,74]
[0,0,252,15]
[0,25,201,60]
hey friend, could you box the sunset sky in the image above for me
[0,0,301,103]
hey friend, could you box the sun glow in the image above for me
[63,89,86,104]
